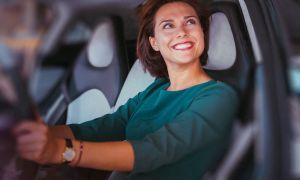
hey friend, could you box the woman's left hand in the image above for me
[13,121,63,164]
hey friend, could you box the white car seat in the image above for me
[66,17,129,124]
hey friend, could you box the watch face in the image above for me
[64,147,75,162]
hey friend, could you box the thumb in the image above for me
[31,105,44,123]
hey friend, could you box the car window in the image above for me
[276,0,300,178]
[276,0,300,94]
[289,56,300,94]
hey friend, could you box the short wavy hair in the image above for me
[136,0,209,78]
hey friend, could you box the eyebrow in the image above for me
[158,15,197,26]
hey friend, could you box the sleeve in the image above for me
[68,92,143,142]
[129,86,239,173]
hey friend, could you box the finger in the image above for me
[19,150,36,160]
[18,143,50,165]
[19,149,43,163]
[17,141,45,153]
[36,115,44,123]
[14,121,37,135]
[16,131,47,145]
[31,104,43,123]
[14,121,46,136]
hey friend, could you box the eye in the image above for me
[162,23,174,29]
[186,18,197,25]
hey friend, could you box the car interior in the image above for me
[2,0,300,179]
[27,0,259,179]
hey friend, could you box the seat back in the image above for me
[202,9,255,179]
[66,17,128,124]
[113,60,155,111]
[204,12,247,97]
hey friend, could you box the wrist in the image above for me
[44,138,65,164]
[53,138,66,164]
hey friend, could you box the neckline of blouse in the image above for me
[161,79,216,93]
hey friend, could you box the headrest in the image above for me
[204,12,236,70]
[87,18,117,68]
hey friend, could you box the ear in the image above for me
[149,36,159,51]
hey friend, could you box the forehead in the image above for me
[154,2,198,21]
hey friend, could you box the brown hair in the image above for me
[136,0,209,78]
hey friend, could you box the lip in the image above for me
[171,41,194,51]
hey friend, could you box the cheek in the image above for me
[154,29,174,46]
[192,30,205,56]
[159,34,172,46]
[195,30,205,49]
[196,27,205,40]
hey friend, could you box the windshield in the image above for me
[0,0,54,72]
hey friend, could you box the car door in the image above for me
[206,0,296,180]
[244,0,295,179]
[221,0,298,179]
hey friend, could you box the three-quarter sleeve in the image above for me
[129,87,239,173]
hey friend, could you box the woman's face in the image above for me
[149,2,204,68]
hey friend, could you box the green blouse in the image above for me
[69,78,239,180]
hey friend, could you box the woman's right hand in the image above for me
[13,121,63,164]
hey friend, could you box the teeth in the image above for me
[174,43,192,50]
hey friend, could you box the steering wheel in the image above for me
[0,42,40,180]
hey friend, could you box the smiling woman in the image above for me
[147,2,211,90]
[148,2,207,86]
[13,0,239,180]
[137,0,209,78]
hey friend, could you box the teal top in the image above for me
[69,78,239,180]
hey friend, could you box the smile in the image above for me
[172,42,194,50]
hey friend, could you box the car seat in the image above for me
[203,4,256,180]
[49,16,129,125]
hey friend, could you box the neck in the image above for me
[166,62,211,91]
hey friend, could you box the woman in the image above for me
[14,0,239,179]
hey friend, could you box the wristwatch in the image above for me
[62,138,76,164]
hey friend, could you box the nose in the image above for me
[176,25,188,38]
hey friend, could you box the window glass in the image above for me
[277,0,300,178]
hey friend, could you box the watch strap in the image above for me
[65,138,73,148]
